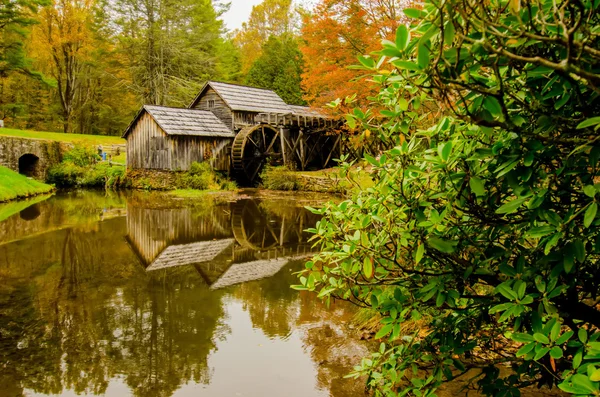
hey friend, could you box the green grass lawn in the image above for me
[0,166,55,202]
[0,128,125,146]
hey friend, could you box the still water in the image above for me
[0,191,369,397]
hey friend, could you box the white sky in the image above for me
[221,0,317,32]
[221,0,264,32]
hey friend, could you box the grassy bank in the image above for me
[0,128,125,145]
[260,165,375,194]
[0,166,54,202]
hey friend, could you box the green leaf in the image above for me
[417,42,430,69]
[534,346,550,360]
[584,185,596,198]
[511,333,535,343]
[469,177,485,196]
[496,197,527,214]
[443,21,455,45]
[438,142,452,162]
[555,331,574,345]
[404,8,425,18]
[357,55,375,69]
[391,60,421,71]
[436,291,446,307]
[375,323,393,339]
[483,96,502,117]
[365,154,379,167]
[550,346,563,359]
[579,328,588,343]
[363,257,374,279]
[576,116,600,129]
[395,25,410,51]
[415,243,425,263]
[496,283,517,300]
[533,333,550,344]
[571,374,597,393]
[526,226,555,238]
[516,342,536,357]
[550,322,561,342]
[590,369,600,382]
[573,349,583,369]
[345,114,356,129]
[426,237,456,253]
[584,202,597,228]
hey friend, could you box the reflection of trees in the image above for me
[233,262,300,338]
[0,283,63,396]
[1,216,227,397]
[298,295,370,397]
[117,269,227,397]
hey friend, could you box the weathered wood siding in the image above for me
[126,112,232,171]
[171,136,232,171]
[126,113,170,170]
[192,87,233,130]
[233,111,258,128]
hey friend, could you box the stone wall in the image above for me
[0,136,69,180]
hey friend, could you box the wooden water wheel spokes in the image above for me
[231,199,282,250]
[232,124,282,183]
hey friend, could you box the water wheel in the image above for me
[232,124,282,183]
[231,200,282,250]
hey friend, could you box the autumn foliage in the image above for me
[300,0,412,109]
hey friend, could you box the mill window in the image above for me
[208,100,215,108]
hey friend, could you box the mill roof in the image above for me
[122,105,235,138]
[190,81,293,114]
[145,239,235,272]
[209,257,291,290]
[289,105,328,118]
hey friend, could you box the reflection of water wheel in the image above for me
[231,200,282,250]
[232,124,282,183]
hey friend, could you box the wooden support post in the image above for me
[280,127,286,164]
[300,135,305,170]
[324,135,341,168]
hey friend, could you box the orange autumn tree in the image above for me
[300,0,412,109]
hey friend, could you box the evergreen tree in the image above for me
[246,35,305,105]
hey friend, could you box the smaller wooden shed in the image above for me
[122,105,234,171]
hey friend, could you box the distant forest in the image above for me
[0,0,409,135]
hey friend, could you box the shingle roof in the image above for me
[289,105,328,118]
[146,239,235,272]
[123,105,234,138]
[209,257,291,290]
[191,81,293,114]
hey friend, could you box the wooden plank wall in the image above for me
[126,113,170,169]
[191,87,234,130]
[126,112,232,171]
[171,136,232,171]
[233,111,256,127]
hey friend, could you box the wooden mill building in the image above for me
[123,81,340,182]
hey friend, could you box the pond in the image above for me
[0,191,370,397]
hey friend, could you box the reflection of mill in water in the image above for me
[125,198,317,289]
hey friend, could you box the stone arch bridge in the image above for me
[0,136,68,180]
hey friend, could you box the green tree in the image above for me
[0,0,47,76]
[297,0,600,396]
[234,0,298,73]
[110,0,228,106]
[246,34,305,105]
